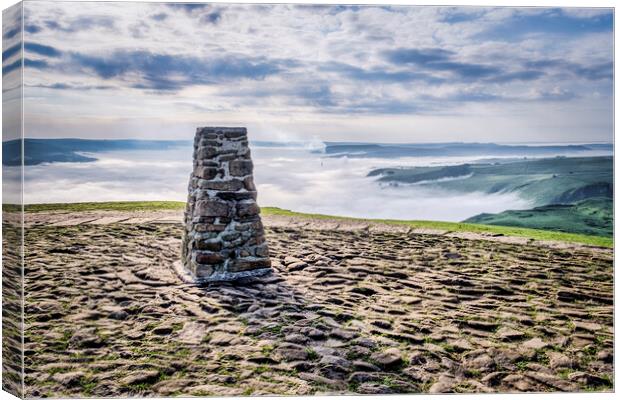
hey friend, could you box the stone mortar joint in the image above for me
[182,127,271,282]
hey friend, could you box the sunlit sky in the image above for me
[3,2,614,142]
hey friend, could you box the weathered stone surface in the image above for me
[229,257,271,272]
[195,200,230,217]
[182,127,271,282]
[370,348,403,369]
[20,204,614,396]
[194,166,218,180]
[522,338,549,351]
[237,200,260,218]
[229,160,253,177]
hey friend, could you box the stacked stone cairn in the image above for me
[182,127,271,282]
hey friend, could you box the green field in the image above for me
[466,198,613,237]
[8,201,612,248]
[369,156,613,237]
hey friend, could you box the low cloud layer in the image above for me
[14,145,534,222]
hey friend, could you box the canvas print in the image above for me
[2,1,614,398]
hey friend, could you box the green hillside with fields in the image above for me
[369,156,613,237]
[465,198,612,237]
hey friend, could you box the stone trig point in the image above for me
[181,127,271,282]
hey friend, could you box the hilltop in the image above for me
[9,202,613,396]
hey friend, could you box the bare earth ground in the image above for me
[20,211,613,397]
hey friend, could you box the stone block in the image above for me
[198,179,244,191]
[237,200,260,218]
[195,200,230,217]
[195,251,225,265]
[194,166,218,180]
[228,257,272,272]
[229,160,253,177]
[195,239,223,252]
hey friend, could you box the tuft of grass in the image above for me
[465,369,482,378]
[306,347,319,361]
[516,360,529,371]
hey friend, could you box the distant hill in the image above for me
[369,156,612,206]
[2,139,191,166]
[465,198,613,237]
[3,138,612,166]
[370,156,613,237]
[325,142,612,158]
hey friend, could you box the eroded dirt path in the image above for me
[23,215,613,397]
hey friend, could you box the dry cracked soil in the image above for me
[9,210,614,397]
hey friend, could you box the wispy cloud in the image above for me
[69,50,292,91]
[18,2,613,142]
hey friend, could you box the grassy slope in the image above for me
[371,156,612,206]
[10,201,613,248]
[465,198,613,238]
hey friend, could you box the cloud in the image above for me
[385,47,611,84]
[384,48,454,65]
[43,16,115,33]
[486,70,544,83]
[322,61,443,84]
[202,12,222,24]
[525,58,612,81]
[383,47,503,80]
[150,13,168,21]
[24,42,62,57]
[18,3,614,142]
[167,4,209,13]
[27,83,115,91]
[24,59,49,69]
[2,43,21,60]
[25,24,42,34]
[3,26,20,40]
[2,59,21,75]
[69,50,290,91]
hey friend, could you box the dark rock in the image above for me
[195,200,230,217]
[229,160,253,177]
[194,166,218,180]
[370,348,403,370]
[70,329,104,348]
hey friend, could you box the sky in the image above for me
[3,2,614,143]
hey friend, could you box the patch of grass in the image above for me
[533,349,550,365]
[347,381,360,392]
[516,360,529,371]
[261,207,613,248]
[51,330,72,351]
[557,368,576,380]
[306,347,319,361]
[261,344,274,356]
[22,201,186,213]
[78,376,97,395]
[19,201,613,247]
[253,366,270,374]
[423,336,440,345]
[175,348,191,357]
[440,343,456,353]
[465,369,482,378]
